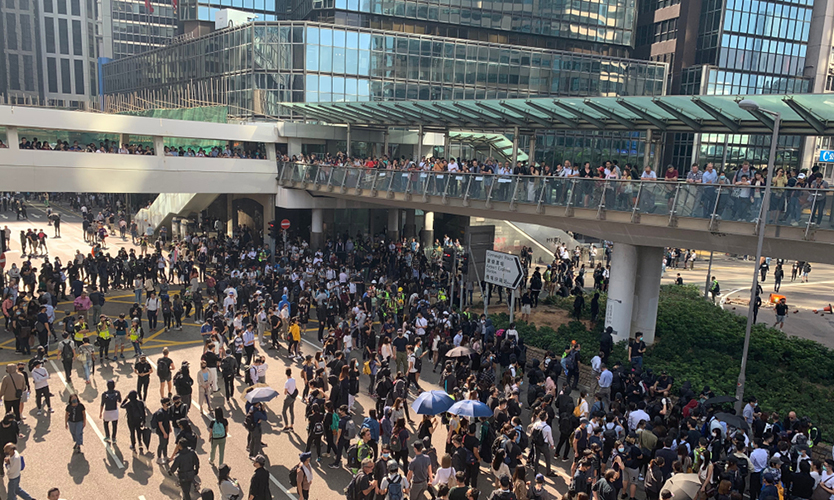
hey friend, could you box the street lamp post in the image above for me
[734,99,781,413]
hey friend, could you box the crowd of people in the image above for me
[11,136,265,159]
[0,187,826,500]
[280,154,832,227]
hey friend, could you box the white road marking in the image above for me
[31,214,40,218]
[138,496,147,500]
[0,215,7,219]
[49,359,126,469]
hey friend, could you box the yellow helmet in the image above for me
[398,287,403,292]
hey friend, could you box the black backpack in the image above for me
[289,464,299,487]
[531,427,546,447]
[61,341,74,361]
[157,358,171,378]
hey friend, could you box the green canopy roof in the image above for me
[283,94,834,135]
[450,132,528,162]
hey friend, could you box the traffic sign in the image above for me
[0,252,6,269]
[484,250,523,289]
[280,219,291,230]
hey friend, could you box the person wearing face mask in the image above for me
[374,444,393,498]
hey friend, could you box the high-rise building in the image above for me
[102,0,178,60]
[0,0,43,103]
[635,0,833,175]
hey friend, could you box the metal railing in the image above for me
[277,163,834,239]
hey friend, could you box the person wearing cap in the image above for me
[170,436,200,500]
[295,451,314,499]
[760,472,778,500]
[248,454,272,500]
[112,313,128,361]
[218,463,244,500]
[95,314,113,363]
[129,317,145,358]
[72,314,88,346]
[380,459,410,499]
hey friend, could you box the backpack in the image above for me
[157,358,171,378]
[313,421,324,436]
[347,443,361,469]
[566,352,578,372]
[289,464,299,487]
[345,472,363,500]
[736,455,749,477]
[531,427,546,447]
[391,429,404,453]
[491,436,507,459]
[212,420,226,440]
[61,341,74,361]
[387,474,404,500]
[150,410,162,431]
[345,419,357,440]
[463,446,476,465]
[244,411,256,431]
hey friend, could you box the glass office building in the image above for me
[103,21,667,117]
[637,0,816,171]
[109,0,178,59]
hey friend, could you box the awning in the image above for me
[282,94,834,135]
[449,132,528,162]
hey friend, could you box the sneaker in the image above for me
[638,474,644,482]
[130,445,135,451]
[49,408,54,414]
[36,410,41,416]
[139,447,144,454]
[328,462,341,469]
[120,354,125,359]
[113,357,118,361]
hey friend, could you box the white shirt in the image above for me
[628,409,650,431]
[285,377,297,395]
[415,317,427,336]
[31,366,49,389]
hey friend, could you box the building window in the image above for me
[23,55,34,91]
[61,58,72,93]
[8,55,20,91]
[20,15,32,51]
[72,20,82,56]
[47,57,58,93]
[44,0,52,11]
[58,18,69,55]
[57,0,66,14]
[70,0,80,15]
[636,18,678,46]
[74,59,85,94]
[45,18,56,53]
[5,14,17,51]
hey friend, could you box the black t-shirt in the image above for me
[158,357,174,377]
[629,340,646,357]
[503,439,522,468]
[775,303,788,315]
[135,361,152,378]
[356,471,374,500]
[392,336,408,353]
[66,402,85,422]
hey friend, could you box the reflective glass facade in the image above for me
[178,0,280,21]
[111,0,178,59]
[294,0,636,48]
[103,21,667,117]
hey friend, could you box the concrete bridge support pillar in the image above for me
[404,209,416,238]
[5,127,18,149]
[605,243,663,345]
[288,138,302,158]
[154,136,165,156]
[387,209,400,242]
[421,211,434,250]
[311,208,324,250]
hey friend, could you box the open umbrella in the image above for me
[411,390,455,415]
[703,396,737,406]
[447,399,493,418]
[445,346,475,358]
[664,473,703,500]
[714,412,750,431]
[245,386,279,404]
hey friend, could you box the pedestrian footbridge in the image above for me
[277,163,834,264]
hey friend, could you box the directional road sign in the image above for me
[280,219,291,230]
[484,249,523,289]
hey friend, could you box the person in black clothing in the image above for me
[134,355,153,401]
[120,390,147,453]
[249,455,272,500]
[790,460,815,500]
[463,425,482,488]
[598,326,612,364]
[170,437,200,500]
[154,398,172,464]
[220,352,238,403]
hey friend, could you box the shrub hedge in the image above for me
[499,284,834,439]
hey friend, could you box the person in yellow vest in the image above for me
[73,315,88,347]
[129,318,144,358]
[96,314,112,364]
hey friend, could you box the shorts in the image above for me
[624,467,638,483]
[521,305,531,314]
[776,315,786,323]
[114,335,127,348]
[159,373,172,382]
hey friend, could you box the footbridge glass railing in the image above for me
[277,162,834,238]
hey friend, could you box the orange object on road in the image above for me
[812,305,832,314]
[769,293,785,304]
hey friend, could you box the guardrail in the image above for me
[277,162,834,240]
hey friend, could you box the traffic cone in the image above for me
[812,305,831,314]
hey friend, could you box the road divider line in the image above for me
[48,359,126,469]
[143,327,168,343]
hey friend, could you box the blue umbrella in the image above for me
[245,386,279,404]
[411,390,455,415]
[447,399,493,418]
